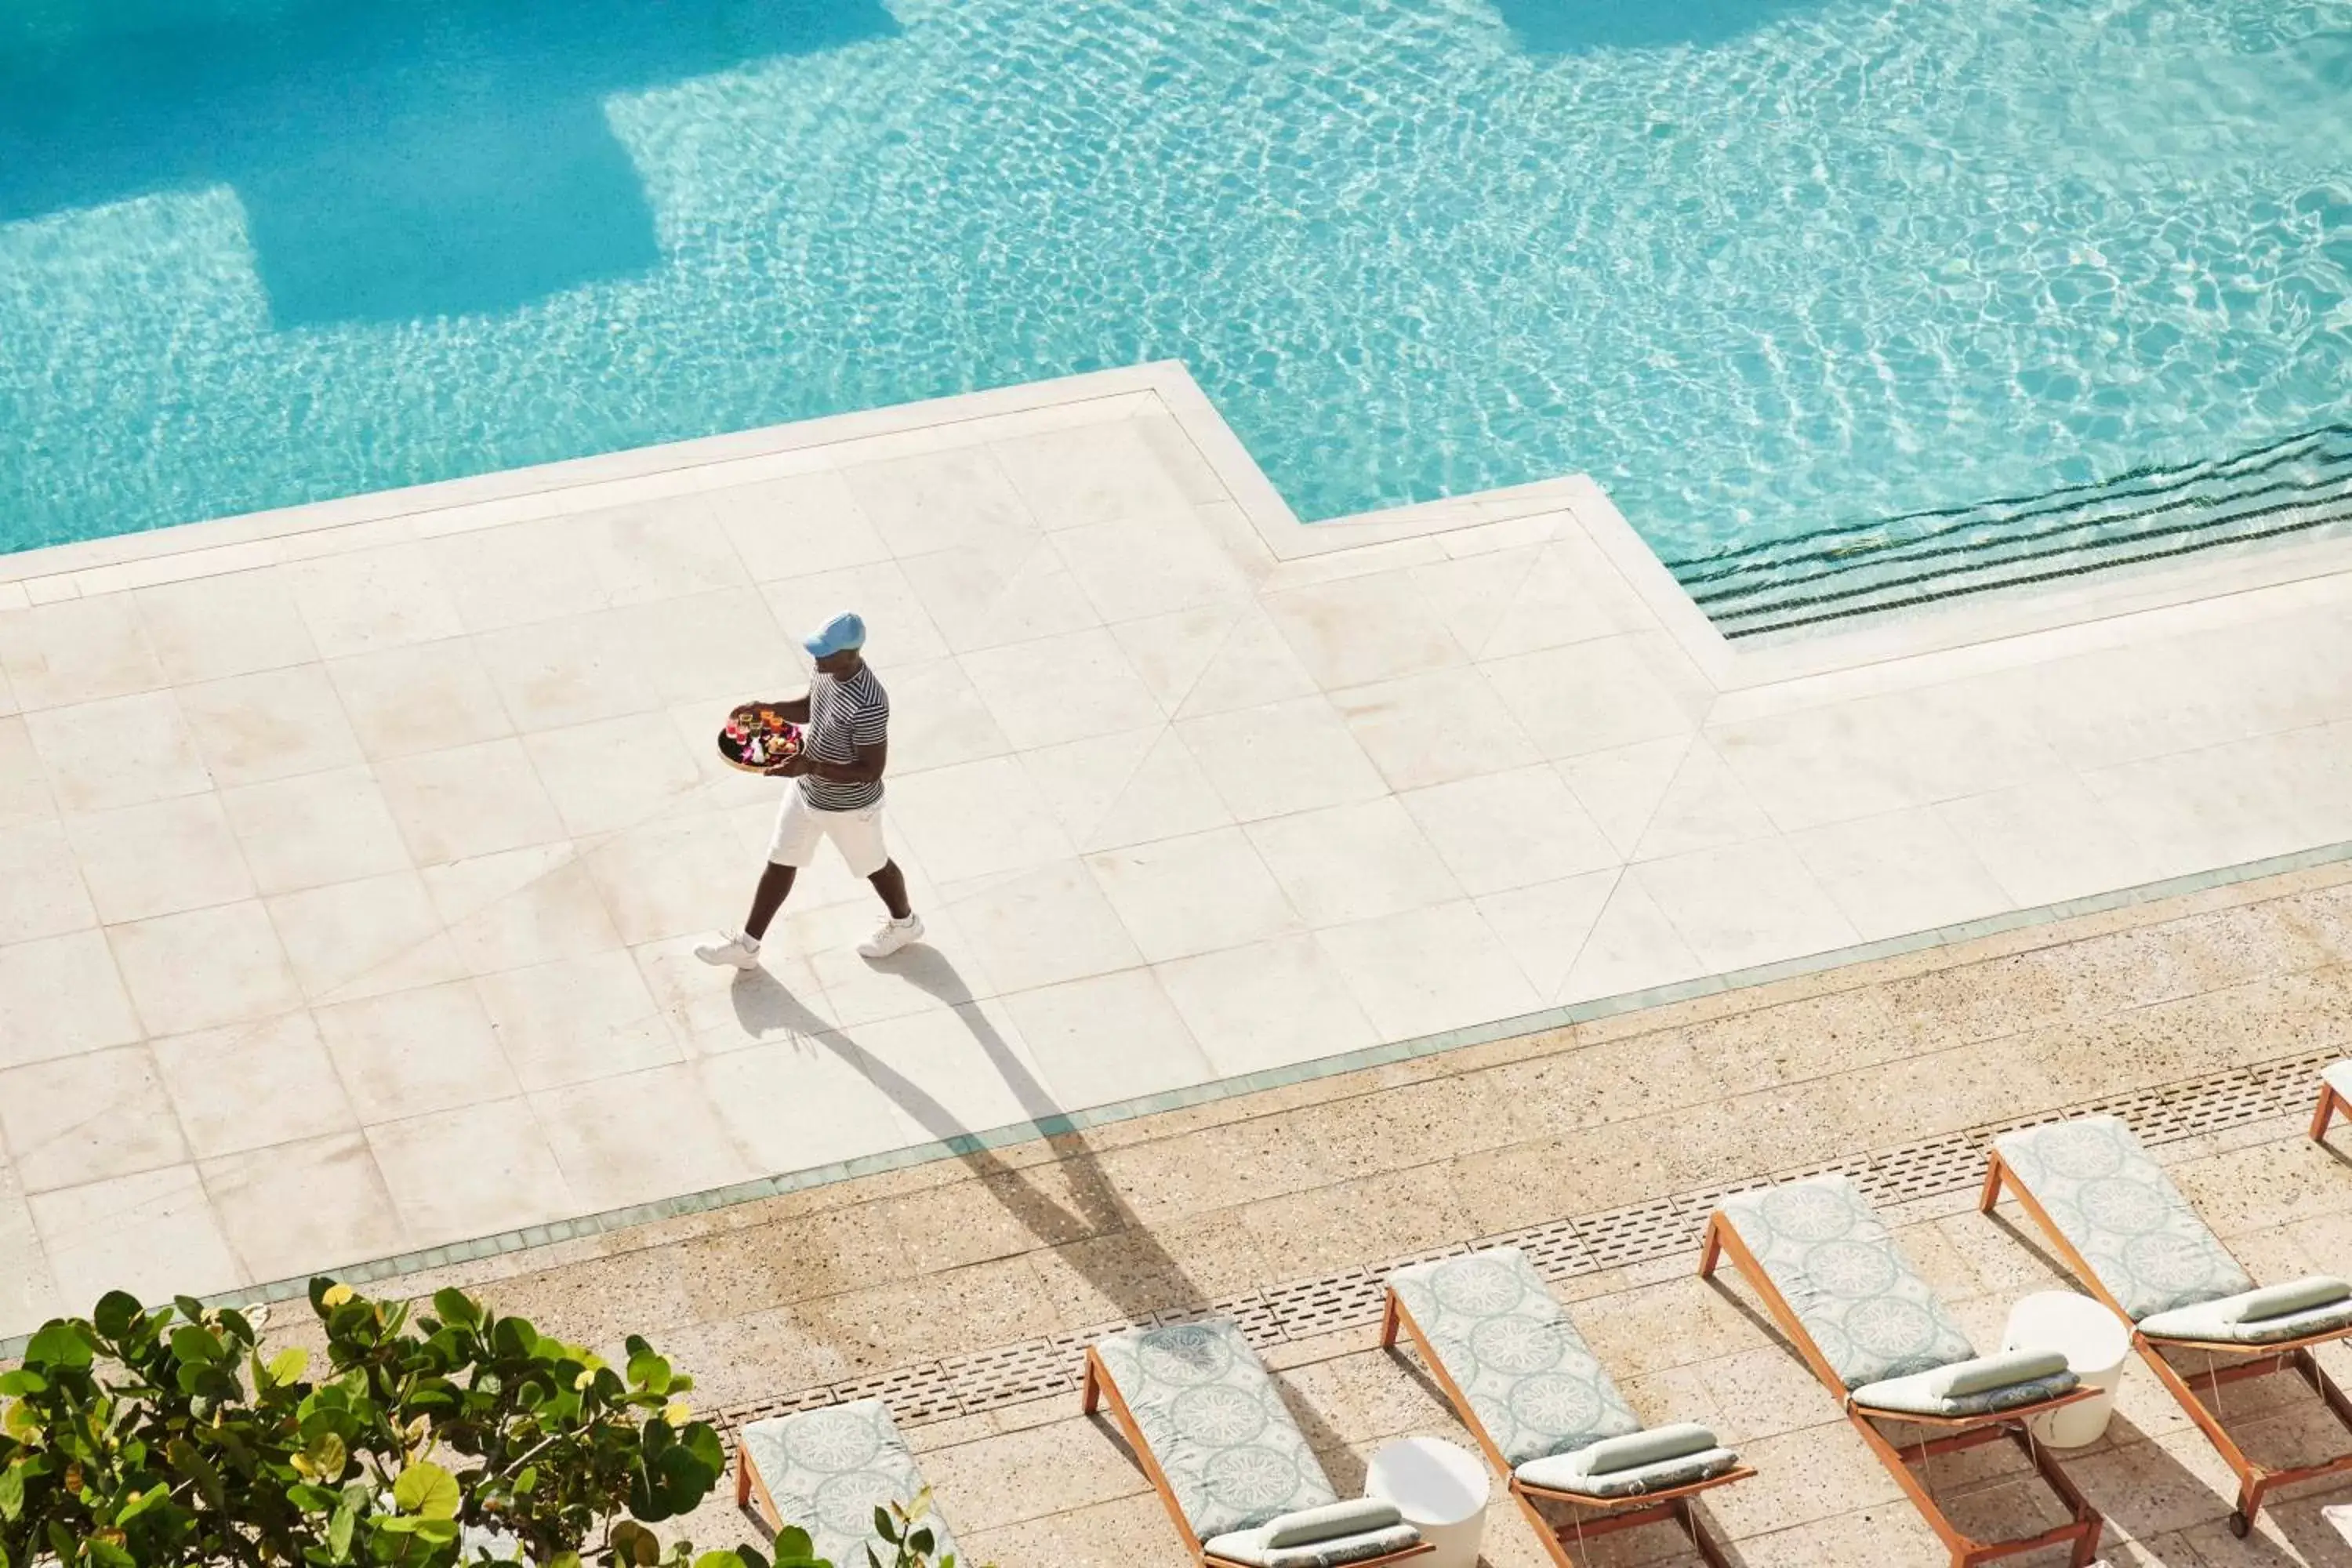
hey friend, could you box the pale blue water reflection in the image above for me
[1,0,2345,562]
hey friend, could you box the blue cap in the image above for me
[803,611,866,659]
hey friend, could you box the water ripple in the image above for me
[0,0,2346,564]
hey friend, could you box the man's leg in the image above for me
[843,807,921,958]
[866,859,912,921]
[744,862,798,940]
[699,793,818,967]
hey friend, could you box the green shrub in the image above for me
[0,1280,768,1568]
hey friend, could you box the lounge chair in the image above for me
[1381,1247,1752,1567]
[1984,1113,2352,1535]
[2309,1061,2352,1142]
[1700,1174,2104,1567]
[1081,1317,1433,1567]
[734,1399,961,1563]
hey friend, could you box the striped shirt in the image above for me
[799,665,889,811]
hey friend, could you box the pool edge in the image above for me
[9,359,2350,702]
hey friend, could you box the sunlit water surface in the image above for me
[2,0,2347,561]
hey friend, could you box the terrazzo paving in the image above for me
[227,860,2352,1566]
[4,364,2352,1334]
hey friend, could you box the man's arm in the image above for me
[771,693,811,724]
[771,736,887,782]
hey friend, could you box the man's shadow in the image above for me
[727,953,1207,1321]
[725,949,1360,1470]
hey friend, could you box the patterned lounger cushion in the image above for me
[1566,1421,1719,1475]
[1094,1319,1359,1541]
[1388,1248,1643,1466]
[1515,1440,1741,1499]
[1261,1501,1405,1545]
[1849,1348,2077,1418]
[1391,1250,1740,1496]
[1993,1117,2255,1322]
[1200,1523,1425,1567]
[1717,1175,1977,1389]
[738,1399,958,1566]
[2139,1277,2352,1345]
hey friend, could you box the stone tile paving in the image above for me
[196,860,2352,1566]
[6,369,2352,1321]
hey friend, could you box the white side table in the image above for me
[1364,1436,1490,1568]
[2002,1290,2132,1447]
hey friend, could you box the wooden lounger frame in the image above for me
[733,1425,780,1525]
[1378,1287,1753,1567]
[1700,1211,2105,1567]
[1081,1345,1435,1567]
[1982,1148,2352,1536]
[731,1417,955,1554]
[2312,1075,2352,1143]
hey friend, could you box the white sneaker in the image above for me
[694,929,762,970]
[857,913,924,959]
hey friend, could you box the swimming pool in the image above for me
[3,0,2348,602]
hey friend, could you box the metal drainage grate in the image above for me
[1567,1197,1690,1273]
[714,1045,2340,1442]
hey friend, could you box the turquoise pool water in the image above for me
[2,0,2348,568]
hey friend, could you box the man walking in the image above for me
[695,612,924,967]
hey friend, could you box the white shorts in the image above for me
[767,789,891,878]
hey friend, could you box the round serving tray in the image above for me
[717,704,804,774]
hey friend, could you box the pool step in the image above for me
[1664,423,2352,638]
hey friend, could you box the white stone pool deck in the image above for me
[4,361,2352,1338]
